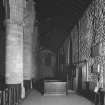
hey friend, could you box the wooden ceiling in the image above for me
[35,0,92,52]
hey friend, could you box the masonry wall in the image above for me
[70,0,105,91]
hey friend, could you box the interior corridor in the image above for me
[0,0,105,105]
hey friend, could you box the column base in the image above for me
[21,83,25,99]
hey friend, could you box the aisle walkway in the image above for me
[21,90,94,105]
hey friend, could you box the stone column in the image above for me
[5,0,25,99]
[23,0,36,93]
[23,28,33,80]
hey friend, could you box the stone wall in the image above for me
[70,0,105,90]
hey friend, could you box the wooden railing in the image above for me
[0,84,21,105]
[0,80,32,105]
